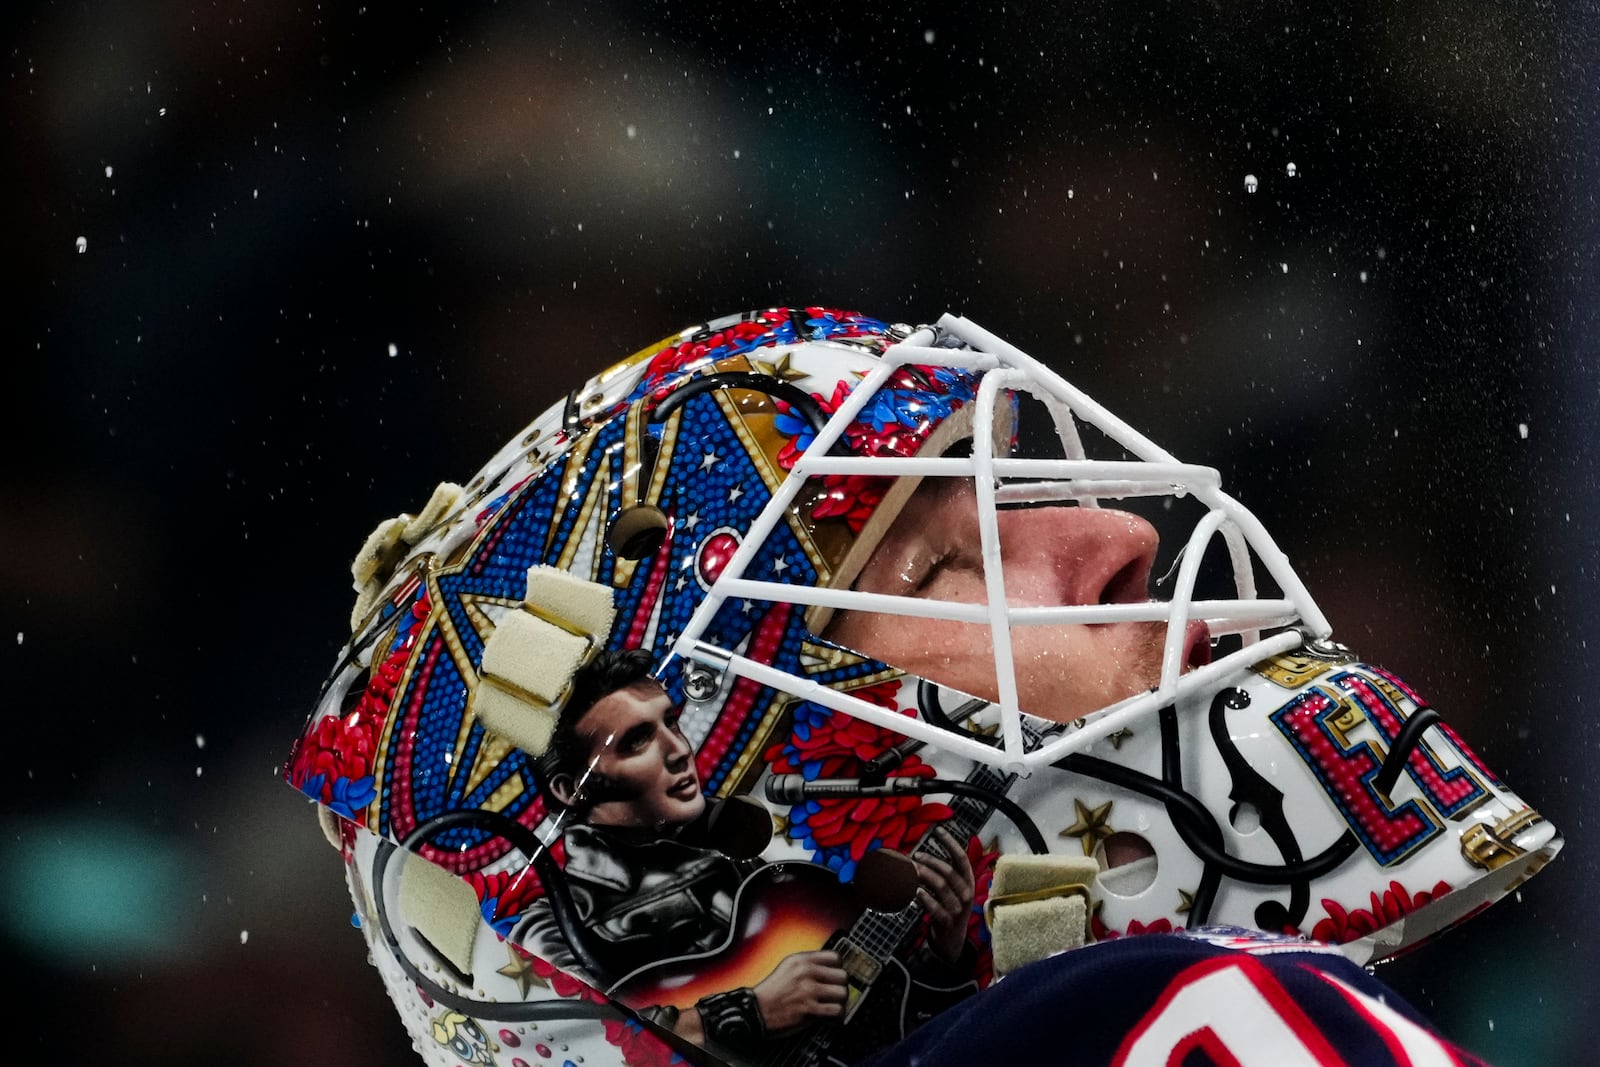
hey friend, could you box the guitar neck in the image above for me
[768,726,1050,1067]
[842,761,1016,961]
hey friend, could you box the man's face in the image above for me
[826,478,1211,724]
[568,681,705,830]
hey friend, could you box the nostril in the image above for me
[1100,557,1150,605]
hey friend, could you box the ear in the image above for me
[548,772,582,809]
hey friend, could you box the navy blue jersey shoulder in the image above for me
[861,928,1488,1067]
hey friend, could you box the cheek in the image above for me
[850,620,1001,697]
[599,753,651,787]
[1011,626,1166,719]
[828,616,1165,718]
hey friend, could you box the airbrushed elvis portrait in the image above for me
[288,308,1563,1067]
[511,646,978,1059]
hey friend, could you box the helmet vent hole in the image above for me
[608,505,669,560]
[1097,832,1158,898]
[1230,802,1262,833]
[1254,900,1292,932]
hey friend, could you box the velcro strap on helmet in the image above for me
[468,565,616,757]
[396,852,482,976]
[349,481,465,629]
[983,853,1100,978]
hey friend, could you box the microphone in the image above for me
[764,774,931,804]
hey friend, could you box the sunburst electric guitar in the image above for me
[608,758,1016,1066]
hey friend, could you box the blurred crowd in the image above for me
[5,2,1596,1064]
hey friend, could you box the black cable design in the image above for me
[398,808,609,980]
[911,680,1050,852]
[923,779,1050,855]
[1157,704,1217,924]
[1204,689,1311,928]
[648,371,841,448]
[1055,751,1362,885]
[370,828,616,1023]
[916,680,990,738]
[1373,704,1443,796]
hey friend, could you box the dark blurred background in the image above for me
[5,1,1596,1063]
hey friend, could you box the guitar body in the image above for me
[607,752,1024,1065]
[611,862,859,1010]
[609,860,975,1065]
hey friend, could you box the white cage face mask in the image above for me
[673,313,1328,774]
[657,313,1558,960]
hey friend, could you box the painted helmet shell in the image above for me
[288,307,1560,1067]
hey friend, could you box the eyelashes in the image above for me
[906,548,951,594]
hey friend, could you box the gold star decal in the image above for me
[1059,798,1114,856]
[1177,889,1195,916]
[1106,728,1135,750]
[497,942,543,997]
[752,352,808,383]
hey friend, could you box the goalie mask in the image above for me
[288,307,1561,1067]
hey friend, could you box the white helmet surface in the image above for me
[288,308,1560,1067]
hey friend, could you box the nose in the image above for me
[996,505,1159,607]
[664,723,693,767]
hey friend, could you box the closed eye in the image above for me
[914,548,964,594]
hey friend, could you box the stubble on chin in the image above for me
[1028,622,1170,724]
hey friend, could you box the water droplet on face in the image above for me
[1244,174,1258,193]
[75,236,87,253]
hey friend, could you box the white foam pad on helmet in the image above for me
[396,853,481,977]
[523,564,617,639]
